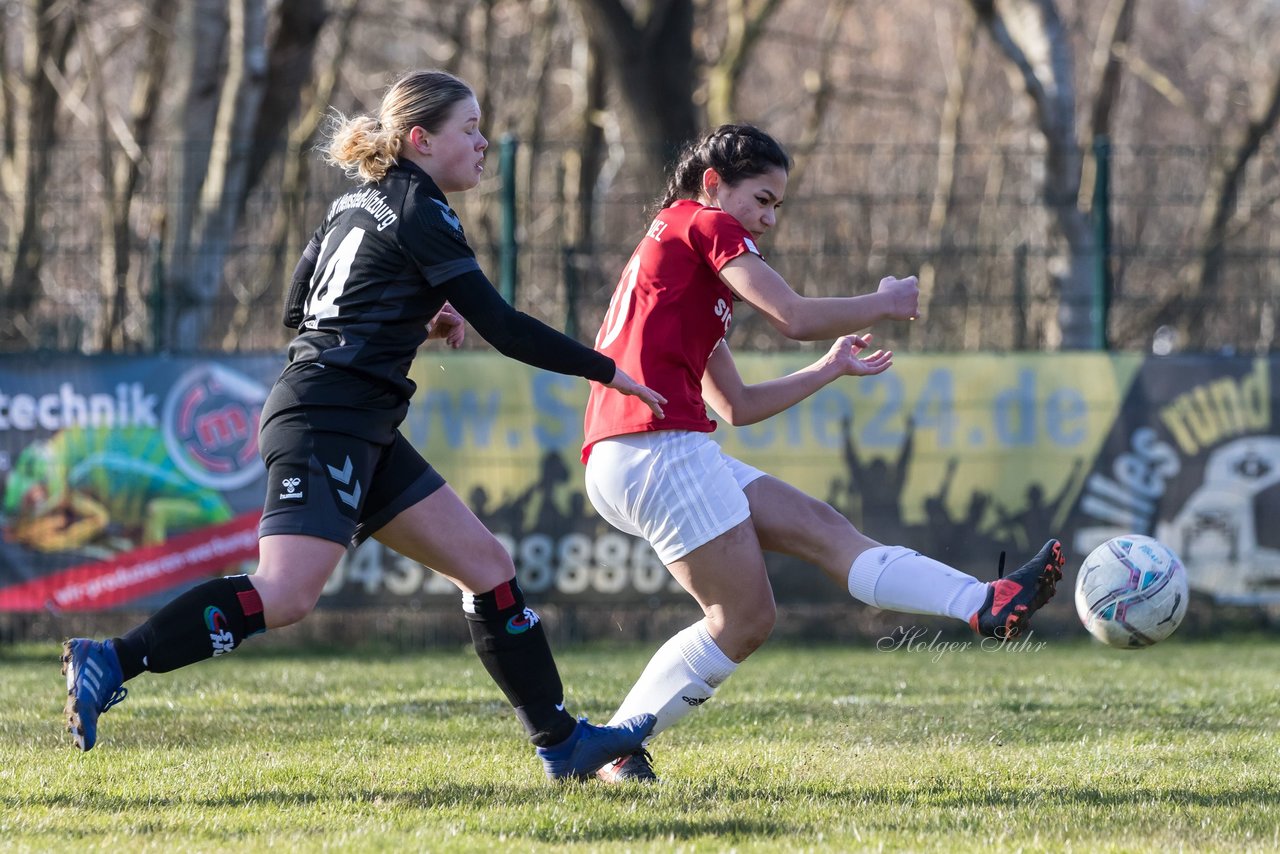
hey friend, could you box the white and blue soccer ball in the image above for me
[1075,535,1189,649]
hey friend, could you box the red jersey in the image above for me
[582,199,762,461]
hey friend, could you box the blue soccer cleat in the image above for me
[61,638,128,751]
[536,713,656,781]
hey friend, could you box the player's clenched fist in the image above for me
[878,275,919,321]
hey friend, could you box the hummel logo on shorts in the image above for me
[279,477,304,500]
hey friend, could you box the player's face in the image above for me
[420,96,487,194]
[713,167,788,240]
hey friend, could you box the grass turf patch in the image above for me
[3,635,1278,852]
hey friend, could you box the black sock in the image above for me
[112,575,267,680]
[463,578,576,747]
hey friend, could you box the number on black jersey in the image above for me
[304,227,367,328]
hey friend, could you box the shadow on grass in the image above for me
[8,631,1278,665]
[0,639,475,666]
[6,779,1278,843]
[14,779,1278,813]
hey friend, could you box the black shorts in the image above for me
[257,370,445,547]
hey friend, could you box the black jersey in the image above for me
[285,162,480,395]
[281,160,614,406]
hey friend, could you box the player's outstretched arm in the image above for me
[701,334,892,427]
[442,269,666,418]
[718,253,919,341]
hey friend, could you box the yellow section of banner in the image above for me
[405,351,1144,531]
[729,352,1143,523]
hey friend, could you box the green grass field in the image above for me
[2,634,1278,852]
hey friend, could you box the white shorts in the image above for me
[584,431,767,565]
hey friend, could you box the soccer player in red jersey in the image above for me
[583,125,1064,783]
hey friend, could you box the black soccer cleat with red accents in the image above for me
[596,748,659,783]
[969,539,1065,640]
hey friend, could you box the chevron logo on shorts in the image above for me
[326,455,362,508]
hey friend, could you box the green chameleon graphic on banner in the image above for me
[2,427,232,555]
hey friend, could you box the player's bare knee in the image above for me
[750,600,777,646]
[720,599,775,657]
[256,576,323,628]
[487,536,517,572]
[266,593,318,628]
[786,500,857,566]
[741,620,774,657]
[471,536,518,590]
[815,499,850,530]
[802,501,838,537]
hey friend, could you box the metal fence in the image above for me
[3,142,1278,355]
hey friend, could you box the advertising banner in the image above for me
[0,356,279,611]
[1,352,1275,611]
[1062,356,1277,604]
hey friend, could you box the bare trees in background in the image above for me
[163,0,337,348]
[1,0,1278,355]
[1163,4,1280,352]
[568,0,700,183]
[221,0,361,350]
[968,0,1098,350]
[0,0,79,347]
[968,0,1280,353]
[0,0,334,351]
[78,0,177,353]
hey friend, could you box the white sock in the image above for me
[606,621,738,739]
[847,545,988,622]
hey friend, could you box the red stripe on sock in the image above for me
[495,580,516,610]
[237,588,264,617]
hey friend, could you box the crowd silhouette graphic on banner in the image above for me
[458,422,1089,601]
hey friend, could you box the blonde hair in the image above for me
[325,70,474,183]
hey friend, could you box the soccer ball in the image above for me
[1074,535,1189,649]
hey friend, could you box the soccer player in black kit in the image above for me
[60,69,663,780]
